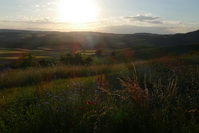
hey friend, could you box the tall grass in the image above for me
[0,64,125,89]
[0,54,198,132]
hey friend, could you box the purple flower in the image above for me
[44,102,49,105]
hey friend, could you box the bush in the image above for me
[60,53,94,66]
[15,53,36,68]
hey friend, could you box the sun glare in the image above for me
[58,0,98,23]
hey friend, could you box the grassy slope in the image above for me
[0,54,199,132]
[133,43,199,59]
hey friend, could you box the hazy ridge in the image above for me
[0,29,199,50]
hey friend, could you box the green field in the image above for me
[0,48,98,63]
[77,50,97,55]
[1,43,199,64]
[0,48,63,65]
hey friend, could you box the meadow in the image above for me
[0,51,198,132]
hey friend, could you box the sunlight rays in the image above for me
[57,0,99,23]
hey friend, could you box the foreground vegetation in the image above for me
[0,52,198,133]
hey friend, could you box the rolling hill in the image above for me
[0,29,199,50]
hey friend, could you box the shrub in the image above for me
[15,53,36,68]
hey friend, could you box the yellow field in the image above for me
[0,50,26,54]
[0,48,97,63]
[77,50,96,55]
[0,48,51,61]
[0,56,49,60]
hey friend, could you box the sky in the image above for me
[0,0,199,34]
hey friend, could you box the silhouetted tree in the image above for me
[74,53,84,65]
[60,53,73,65]
[110,51,116,57]
[60,53,87,65]
[38,59,49,67]
[85,56,93,65]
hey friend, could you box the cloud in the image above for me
[47,2,58,5]
[0,19,88,32]
[32,5,40,8]
[0,13,197,34]
[123,14,163,24]
[163,20,182,25]
[0,19,60,25]
[124,15,159,21]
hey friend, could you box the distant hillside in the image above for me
[0,29,199,50]
[124,29,199,46]
[133,43,199,59]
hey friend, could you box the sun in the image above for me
[58,0,98,23]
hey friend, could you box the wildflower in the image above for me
[93,102,97,105]
[188,109,197,113]
[44,102,49,105]
[87,100,92,104]
[53,95,59,98]
[77,107,84,111]
[60,99,64,101]
[97,86,101,89]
